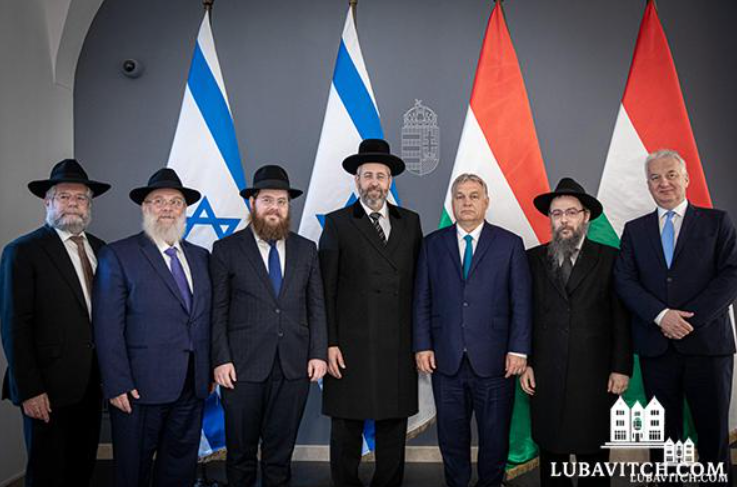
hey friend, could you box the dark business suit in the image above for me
[93,232,211,487]
[1,225,103,487]
[210,226,327,487]
[615,204,737,485]
[413,222,532,487]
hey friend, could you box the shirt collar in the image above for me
[457,222,484,242]
[251,226,285,246]
[152,236,183,255]
[657,199,688,220]
[53,227,87,243]
[360,200,388,220]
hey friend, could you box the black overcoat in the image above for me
[527,238,632,453]
[319,201,422,420]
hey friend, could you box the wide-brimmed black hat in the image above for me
[533,177,603,220]
[28,159,111,198]
[342,139,405,176]
[240,165,303,199]
[129,168,201,205]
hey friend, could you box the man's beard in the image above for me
[46,207,91,235]
[358,184,388,211]
[250,209,291,242]
[547,221,589,269]
[142,210,186,244]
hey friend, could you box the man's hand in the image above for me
[415,351,436,374]
[505,354,527,378]
[109,389,140,414]
[22,393,52,423]
[607,373,629,395]
[308,359,328,382]
[214,363,237,389]
[660,309,694,340]
[327,346,346,379]
[520,367,536,396]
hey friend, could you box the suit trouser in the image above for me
[221,355,310,487]
[432,355,515,487]
[640,345,733,487]
[22,369,102,487]
[330,416,408,487]
[110,355,204,487]
[538,449,610,487]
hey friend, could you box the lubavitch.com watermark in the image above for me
[549,396,728,484]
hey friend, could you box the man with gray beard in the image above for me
[522,178,632,487]
[1,159,110,486]
[93,168,212,487]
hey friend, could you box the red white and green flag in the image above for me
[441,1,550,472]
[589,0,736,439]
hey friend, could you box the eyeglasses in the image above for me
[256,196,289,208]
[54,193,91,205]
[144,197,186,209]
[549,208,586,219]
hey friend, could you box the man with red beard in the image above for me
[93,168,212,487]
[523,178,632,487]
[210,165,327,487]
[1,159,110,486]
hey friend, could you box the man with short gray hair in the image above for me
[1,159,110,487]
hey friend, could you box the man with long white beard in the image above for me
[1,159,110,487]
[93,168,212,487]
[210,165,327,487]
[522,178,632,487]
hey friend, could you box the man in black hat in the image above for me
[1,159,109,486]
[522,178,632,487]
[210,164,328,487]
[319,139,423,487]
[92,168,212,487]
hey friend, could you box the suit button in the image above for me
[278,331,284,337]
[87,342,95,349]
[463,302,469,307]
[461,323,465,328]
[275,308,281,314]
[667,277,673,283]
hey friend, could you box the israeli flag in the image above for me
[298,8,399,245]
[166,12,247,458]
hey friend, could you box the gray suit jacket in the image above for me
[210,226,327,381]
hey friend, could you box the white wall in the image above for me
[0,0,101,483]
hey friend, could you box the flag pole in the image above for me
[204,0,214,24]
[350,0,358,25]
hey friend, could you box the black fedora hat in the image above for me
[342,139,406,176]
[129,168,201,205]
[28,159,111,198]
[533,177,603,220]
[240,165,303,199]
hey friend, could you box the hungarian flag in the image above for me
[589,0,736,440]
[442,2,550,473]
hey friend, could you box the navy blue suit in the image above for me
[413,222,532,487]
[93,233,211,487]
[615,204,737,484]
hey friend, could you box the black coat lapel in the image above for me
[566,238,599,295]
[237,226,278,302]
[672,204,696,265]
[645,210,668,270]
[39,226,88,312]
[442,226,463,281]
[349,201,398,270]
[278,233,299,301]
[138,233,189,312]
[539,246,569,301]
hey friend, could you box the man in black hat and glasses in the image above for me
[1,159,110,486]
[210,164,328,487]
[320,139,423,487]
[521,178,632,487]
[93,168,212,487]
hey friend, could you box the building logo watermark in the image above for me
[401,100,440,177]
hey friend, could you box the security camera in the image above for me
[121,59,144,78]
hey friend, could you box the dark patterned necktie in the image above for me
[369,212,387,244]
[560,254,573,285]
[164,247,192,312]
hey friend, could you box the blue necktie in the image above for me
[268,240,282,296]
[661,211,675,268]
[462,235,473,280]
[164,247,192,312]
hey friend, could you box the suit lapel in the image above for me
[540,246,569,301]
[566,238,599,295]
[181,241,201,317]
[138,233,189,312]
[237,226,278,302]
[644,210,668,271]
[39,226,88,312]
[349,201,398,270]
[278,234,298,301]
[467,223,496,279]
[672,204,696,265]
[442,226,464,281]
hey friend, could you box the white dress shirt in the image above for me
[361,200,391,240]
[152,237,193,293]
[456,223,527,359]
[55,228,97,314]
[253,231,286,277]
[654,199,689,326]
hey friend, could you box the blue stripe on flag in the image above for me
[363,419,376,453]
[202,389,226,452]
[333,41,383,140]
[188,42,247,191]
